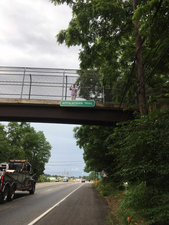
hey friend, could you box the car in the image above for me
[63,178,68,182]
[81,179,85,183]
[55,179,59,182]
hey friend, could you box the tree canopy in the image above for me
[74,125,116,174]
[0,122,51,180]
[51,0,169,101]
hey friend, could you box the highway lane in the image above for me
[0,182,84,225]
[0,182,109,225]
[35,183,108,225]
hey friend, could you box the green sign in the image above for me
[98,172,101,179]
[60,100,95,107]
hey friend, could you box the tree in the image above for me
[88,171,95,180]
[6,122,27,159]
[51,0,169,109]
[73,125,118,181]
[23,131,51,180]
[6,122,51,180]
[0,124,11,163]
[108,109,169,187]
[76,70,103,102]
[108,109,169,224]
[76,70,136,103]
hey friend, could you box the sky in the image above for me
[0,0,88,177]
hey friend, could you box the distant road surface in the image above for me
[0,182,108,225]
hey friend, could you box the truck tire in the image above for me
[29,184,35,194]
[0,187,8,204]
[7,185,15,201]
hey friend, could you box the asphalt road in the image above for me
[0,182,109,225]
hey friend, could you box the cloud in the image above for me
[0,0,80,68]
[71,168,79,171]
[0,0,86,176]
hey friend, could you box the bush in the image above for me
[118,182,169,225]
[94,178,119,196]
[37,175,51,182]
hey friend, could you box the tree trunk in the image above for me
[133,0,147,115]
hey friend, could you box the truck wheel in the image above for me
[7,186,15,201]
[0,187,8,204]
[29,184,35,194]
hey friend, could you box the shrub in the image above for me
[118,182,169,225]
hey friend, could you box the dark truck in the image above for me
[0,160,36,204]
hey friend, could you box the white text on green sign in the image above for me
[60,100,95,107]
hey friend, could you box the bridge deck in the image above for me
[0,99,137,126]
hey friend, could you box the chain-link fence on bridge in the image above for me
[0,66,104,102]
[0,66,137,104]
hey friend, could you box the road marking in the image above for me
[28,184,84,225]
[45,189,52,192]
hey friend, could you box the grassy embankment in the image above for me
[94,179,147,225]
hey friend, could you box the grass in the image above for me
[94,179,148,225]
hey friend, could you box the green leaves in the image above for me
[110,109,169,186]
[0,122,51,180]
[0,124,11,162]
[50,0,74,6]
[74,125,115,173]
[52,0,169,103]
[74,109,169,224]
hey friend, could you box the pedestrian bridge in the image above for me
[0,98,136,126]
[0,66,137,125]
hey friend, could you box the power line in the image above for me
[117,0,167,110]
[138,46,169,93]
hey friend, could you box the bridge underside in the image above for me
[0,99,136,126]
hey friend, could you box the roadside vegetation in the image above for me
[76,109,169,225]
[37,175,54,183]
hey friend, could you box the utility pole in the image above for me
[133,0,147,115]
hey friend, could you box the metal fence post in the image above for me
[65,75,67,100]
[62,69,65,100]
[29,74,32,100]
[103,86,105,104]
[20,67,26,99]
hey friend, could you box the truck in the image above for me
[0,160,36,204]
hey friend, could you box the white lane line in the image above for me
[28,184,84,225]
[45,189,52,192]
[38,185,65,194]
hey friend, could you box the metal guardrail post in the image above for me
[62,69,65,100]
[20,67,26,99]
[29,74,32,100]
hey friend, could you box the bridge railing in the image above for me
[0,66,108,102]
[0,66,136,104]
[0,66,77,100]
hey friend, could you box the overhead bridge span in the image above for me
[0,99,136,126]
[0,66,137,125]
